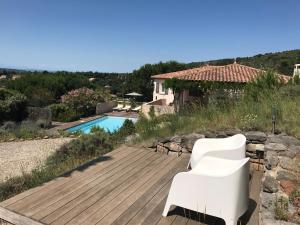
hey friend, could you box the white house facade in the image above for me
[293,64,300,77]
[152,79,174,105]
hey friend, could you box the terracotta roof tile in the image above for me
[151,63,291,83]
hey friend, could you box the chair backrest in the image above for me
[222,134,246,149]
[190,134,246,168]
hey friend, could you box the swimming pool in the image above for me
[66,116,137,134]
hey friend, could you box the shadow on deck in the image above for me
[0,146,262,225]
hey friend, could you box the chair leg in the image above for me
[162,201,172,217]
[224,217,237,225]
[187,160,191,169]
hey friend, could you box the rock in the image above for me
[216,131,227,138]
[246,143,265,153]
[246,144,257,152]
[165,142,182,152]
[246,152,258,159]
[277,170,297,181]
[269,134,300,146]
[204,132,215,138]
[264,143,288,152]
[245,131,267,143]
[157,137,171,144]
[167,149,182,157]
[265,151,279,170]
[156,145,168,154]
[181,133,205,151]
[8,138,15,142]
[224,129,241,136]
[280,157,300,173]
[263,175,279,193]
[280,180,296,195]
[261,192,275,209]
[43,136,49,139]
[181,147,190,153]
[169,135,182,143]
[280,145,300,159]
[280,135,300,146]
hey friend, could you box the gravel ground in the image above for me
[0,138,73,182]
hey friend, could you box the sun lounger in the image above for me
[188,134,246,169]
[113,104,124,111]
[122,105,131,111]
[163,156,250,225]
[132,105,141,112]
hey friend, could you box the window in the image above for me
[155,82,159,93]
[161,83,165,93]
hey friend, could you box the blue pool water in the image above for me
[66,116,137,134]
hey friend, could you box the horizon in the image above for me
[0,0,300,72]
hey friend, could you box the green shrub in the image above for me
[0,88,27,123]
[61,87,110,118]
[0,120,48,141]
[289,188,300,204]
[115,119,136,138]
[49,103,79,122]
[274,197,289,221]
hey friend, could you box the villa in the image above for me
[151,63,290,106]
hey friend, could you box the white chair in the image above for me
[122,104,131,111]
[113,103,124,111]
[189,134,246,169]
[132,105,141,112]
[163,156,250,225]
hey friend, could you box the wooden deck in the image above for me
[0,146,262,225]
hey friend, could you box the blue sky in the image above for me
[0,0,299,72]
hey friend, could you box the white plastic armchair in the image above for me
[163,156,250,225]
[189,134,246,169]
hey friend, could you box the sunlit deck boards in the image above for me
[0,146,262,225]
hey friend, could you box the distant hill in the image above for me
[187,49,300,76]
[1,49,300,76]
[0,68,27,75]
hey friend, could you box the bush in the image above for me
[61,87,109,118]
[274,197,289,221]
[0,88,27,123]
[115,119,136,138]
[0,120,48,141]
[49,103,80,122]
[0,121,17,131]
[50,129,112,163]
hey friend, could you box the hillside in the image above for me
[187,49,300,76]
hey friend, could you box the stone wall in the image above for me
[261,134,300,224]
[149,130,300,224]
[27,106,52,128]
[96,101,117,115]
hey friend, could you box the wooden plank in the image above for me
[171,213,189,225]
[119,158,187,225]
[156,206,179,225]
[41,152,161,224]
[141,195,169,225]
[96,157,188,225]
[19,149,150,216]
[64,153,176,225]
[0,207,42,225]
[125,180,173,225]
[1,146,135,207]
